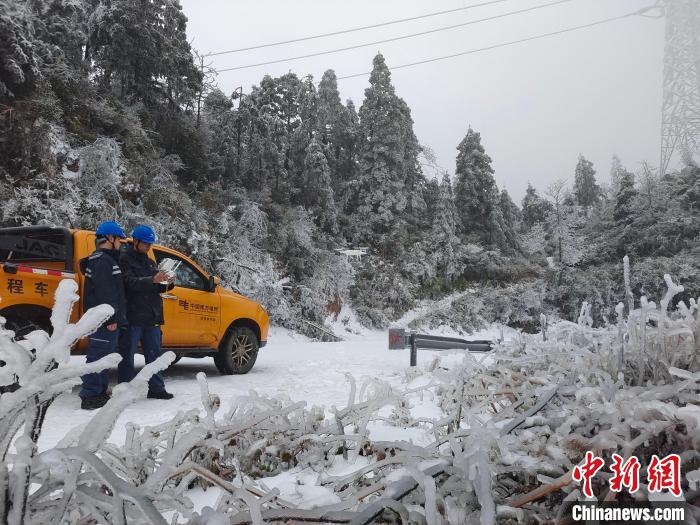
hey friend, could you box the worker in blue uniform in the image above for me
[78,221,127,410]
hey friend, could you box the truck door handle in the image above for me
[161,294,177,300]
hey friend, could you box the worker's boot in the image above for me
[81,393,109,410]
[147,390,174,400]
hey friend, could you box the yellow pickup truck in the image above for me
[0,226,269,374]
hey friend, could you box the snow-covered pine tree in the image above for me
[521,183,552,230]
[86,0,202,105]
[613,166,636,224]
[454,127,512,251]
[0,0,42,101]
[335,98,360,219]
[430,173,461,284]
[247,73,302,203]
[202,88,237,184]
[352,53,422,256]
[302,138,338,234]
[290,74,319,196]
[573,155,601,209]
[397,97,428,240]
[317,69,359,196]
[609,154,625,196]
[498,188,521,251]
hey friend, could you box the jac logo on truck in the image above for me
[0,236,66,259]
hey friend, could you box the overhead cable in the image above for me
[334,8,652,80]
[215,0,575,73]
[205,0,517,56]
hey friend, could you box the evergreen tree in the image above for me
[397,96,427,235]
[202,88,236,184]
[430,173,461,284]
[573,155,600,208]
[290,74,319,198]
[317,69,357,178]
[0,1,42,100]
[246,73,305,203]
[453,127,497,243]
[352,53,422,256]
[521,183,553,229]
[499,188,521,245]
[613,168,636,224]
[423,176,441,225]
[302,138,338,234]
[335,98,359,215]
[609,154,624,196]
[86,0,202,106]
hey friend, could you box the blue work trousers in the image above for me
[117,325,166,393]
[80,326,119,399]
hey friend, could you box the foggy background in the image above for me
[179,0,665,201]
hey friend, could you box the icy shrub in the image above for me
[0,280,174,525]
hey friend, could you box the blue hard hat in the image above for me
[132,224,156,244]
[96,221,126,238]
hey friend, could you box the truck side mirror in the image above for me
[209,275,219,291]
[236,272,241,285]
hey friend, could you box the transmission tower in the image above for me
[660,0,700,174]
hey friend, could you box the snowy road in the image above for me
[39,328,495,452]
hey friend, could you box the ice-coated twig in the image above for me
[404,466,440,525]
[623,255,634,316]
[615,302,625,379]
[196,372,219,427]
[56,447,168,525]
[500,386,559,436]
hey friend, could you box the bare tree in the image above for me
[545,179,567,264]
[637,160,659,218]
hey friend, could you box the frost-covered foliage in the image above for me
[0,0,42,100]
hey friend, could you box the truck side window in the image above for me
[153,250,207,291]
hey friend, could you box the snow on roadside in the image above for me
[324,304,377,341]
[38,327,495,453]
[393,289,474,328]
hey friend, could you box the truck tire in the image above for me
[216,326,258,375]
[5,318,51,340]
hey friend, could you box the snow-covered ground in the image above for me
[39,326,500,453]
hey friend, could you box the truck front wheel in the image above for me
[5,318,51,339]
[215,327,259,375]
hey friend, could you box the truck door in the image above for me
[152,249,220,348]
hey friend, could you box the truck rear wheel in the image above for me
[216,326,258,375]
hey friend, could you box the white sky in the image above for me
[179,0,665,202]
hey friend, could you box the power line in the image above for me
[205,0,516,57]
[215,0,574,73]
[335,7,652,80]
